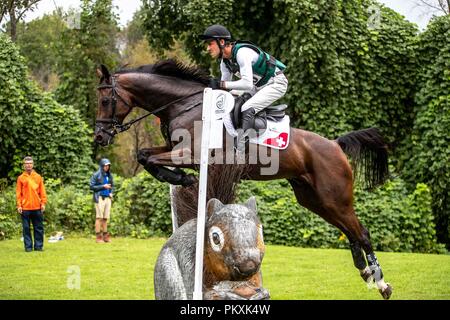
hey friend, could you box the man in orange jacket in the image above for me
[16,156,47,252]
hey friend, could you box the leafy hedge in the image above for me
[0,172,444,253]
[0,187,21,240]
[400,15,450,246]
[140,0,448,247]
[0,172,172,240]
[141,0,418,149]
[0,179,95,239]
[108,173,172,238]
[277,0,418,148]
[237,179,444,253]
[0,34,93,184]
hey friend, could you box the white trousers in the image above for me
[241,72,288,113]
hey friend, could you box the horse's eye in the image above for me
[102,98,110,107]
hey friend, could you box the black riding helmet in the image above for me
[199,25,233,59]
[198,24,233,41]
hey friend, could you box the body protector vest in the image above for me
[223,41,286,87]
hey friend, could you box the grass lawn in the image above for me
[0,236,449,300]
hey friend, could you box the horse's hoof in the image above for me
[379,283,393,300]
[137,150,151,165]
[181,174,197,187]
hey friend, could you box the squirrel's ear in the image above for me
[207,198,224,217]
[245,196,257,212]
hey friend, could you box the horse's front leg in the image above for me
[137,146,171,163]
[138,147,197,186]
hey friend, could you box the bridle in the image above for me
[95,75,203,139]
[96,76,132,137]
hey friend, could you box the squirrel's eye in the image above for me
[212,233,220,245]
[209,226,224,252]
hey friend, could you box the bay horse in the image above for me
[94,59,392,299]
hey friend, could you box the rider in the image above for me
[199,24,288,147]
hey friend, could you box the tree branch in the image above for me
[418,0,444,12]
[0,0,14,23]
[0,0,42,24]
[0,11,6,24]
[440,0,450,14]
[16,0,42,21]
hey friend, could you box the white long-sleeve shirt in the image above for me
[220,47,260,91]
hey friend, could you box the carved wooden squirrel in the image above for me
[154,197,269,300]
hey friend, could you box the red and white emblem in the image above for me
[263,132,288,148]
[249,115,290,150]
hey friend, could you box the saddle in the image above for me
[206,89,291,150]
[231,93,288,133]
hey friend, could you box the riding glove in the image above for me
[208,78,222,90]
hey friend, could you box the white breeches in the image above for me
[241,72,288,113]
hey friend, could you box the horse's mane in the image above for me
[116,59,210,85]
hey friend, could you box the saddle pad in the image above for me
[209,88,290,150]
[249,115,290,150]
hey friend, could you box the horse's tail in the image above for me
[336,127,389,190]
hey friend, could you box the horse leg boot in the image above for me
[144,165,196,186]
[137,148,196,186]
[359,227,393,299]
[366,252,392,299]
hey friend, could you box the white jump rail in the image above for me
[192,88,234,300]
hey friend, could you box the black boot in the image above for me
[236,108,256,153]
[241,108,256,132]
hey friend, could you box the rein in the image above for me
[96,76,203,137]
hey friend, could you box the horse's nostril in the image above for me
[95,135,103,143]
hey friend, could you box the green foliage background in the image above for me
[400,15,450,246]
[0,0,448,251]
[0,34,93,184]
[0,172,444,253]
[14,11,66,90]
[54,0,120,126]
[140,0,449,247]
[238,178,444,253]
[141,0,418,147]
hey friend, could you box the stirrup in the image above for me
[234,135,249,154]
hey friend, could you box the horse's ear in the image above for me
[207,198,224,217]
[245,196,257,213]
[97,64,111,82]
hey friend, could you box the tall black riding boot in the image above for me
[241,108,256,132]
[236,108,256,153]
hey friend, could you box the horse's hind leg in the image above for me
[332,211,393,299]
[288,178,367,270]
[288,178,392,299]
[288,178,368,275]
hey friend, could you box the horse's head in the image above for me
[94,64,133,146]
